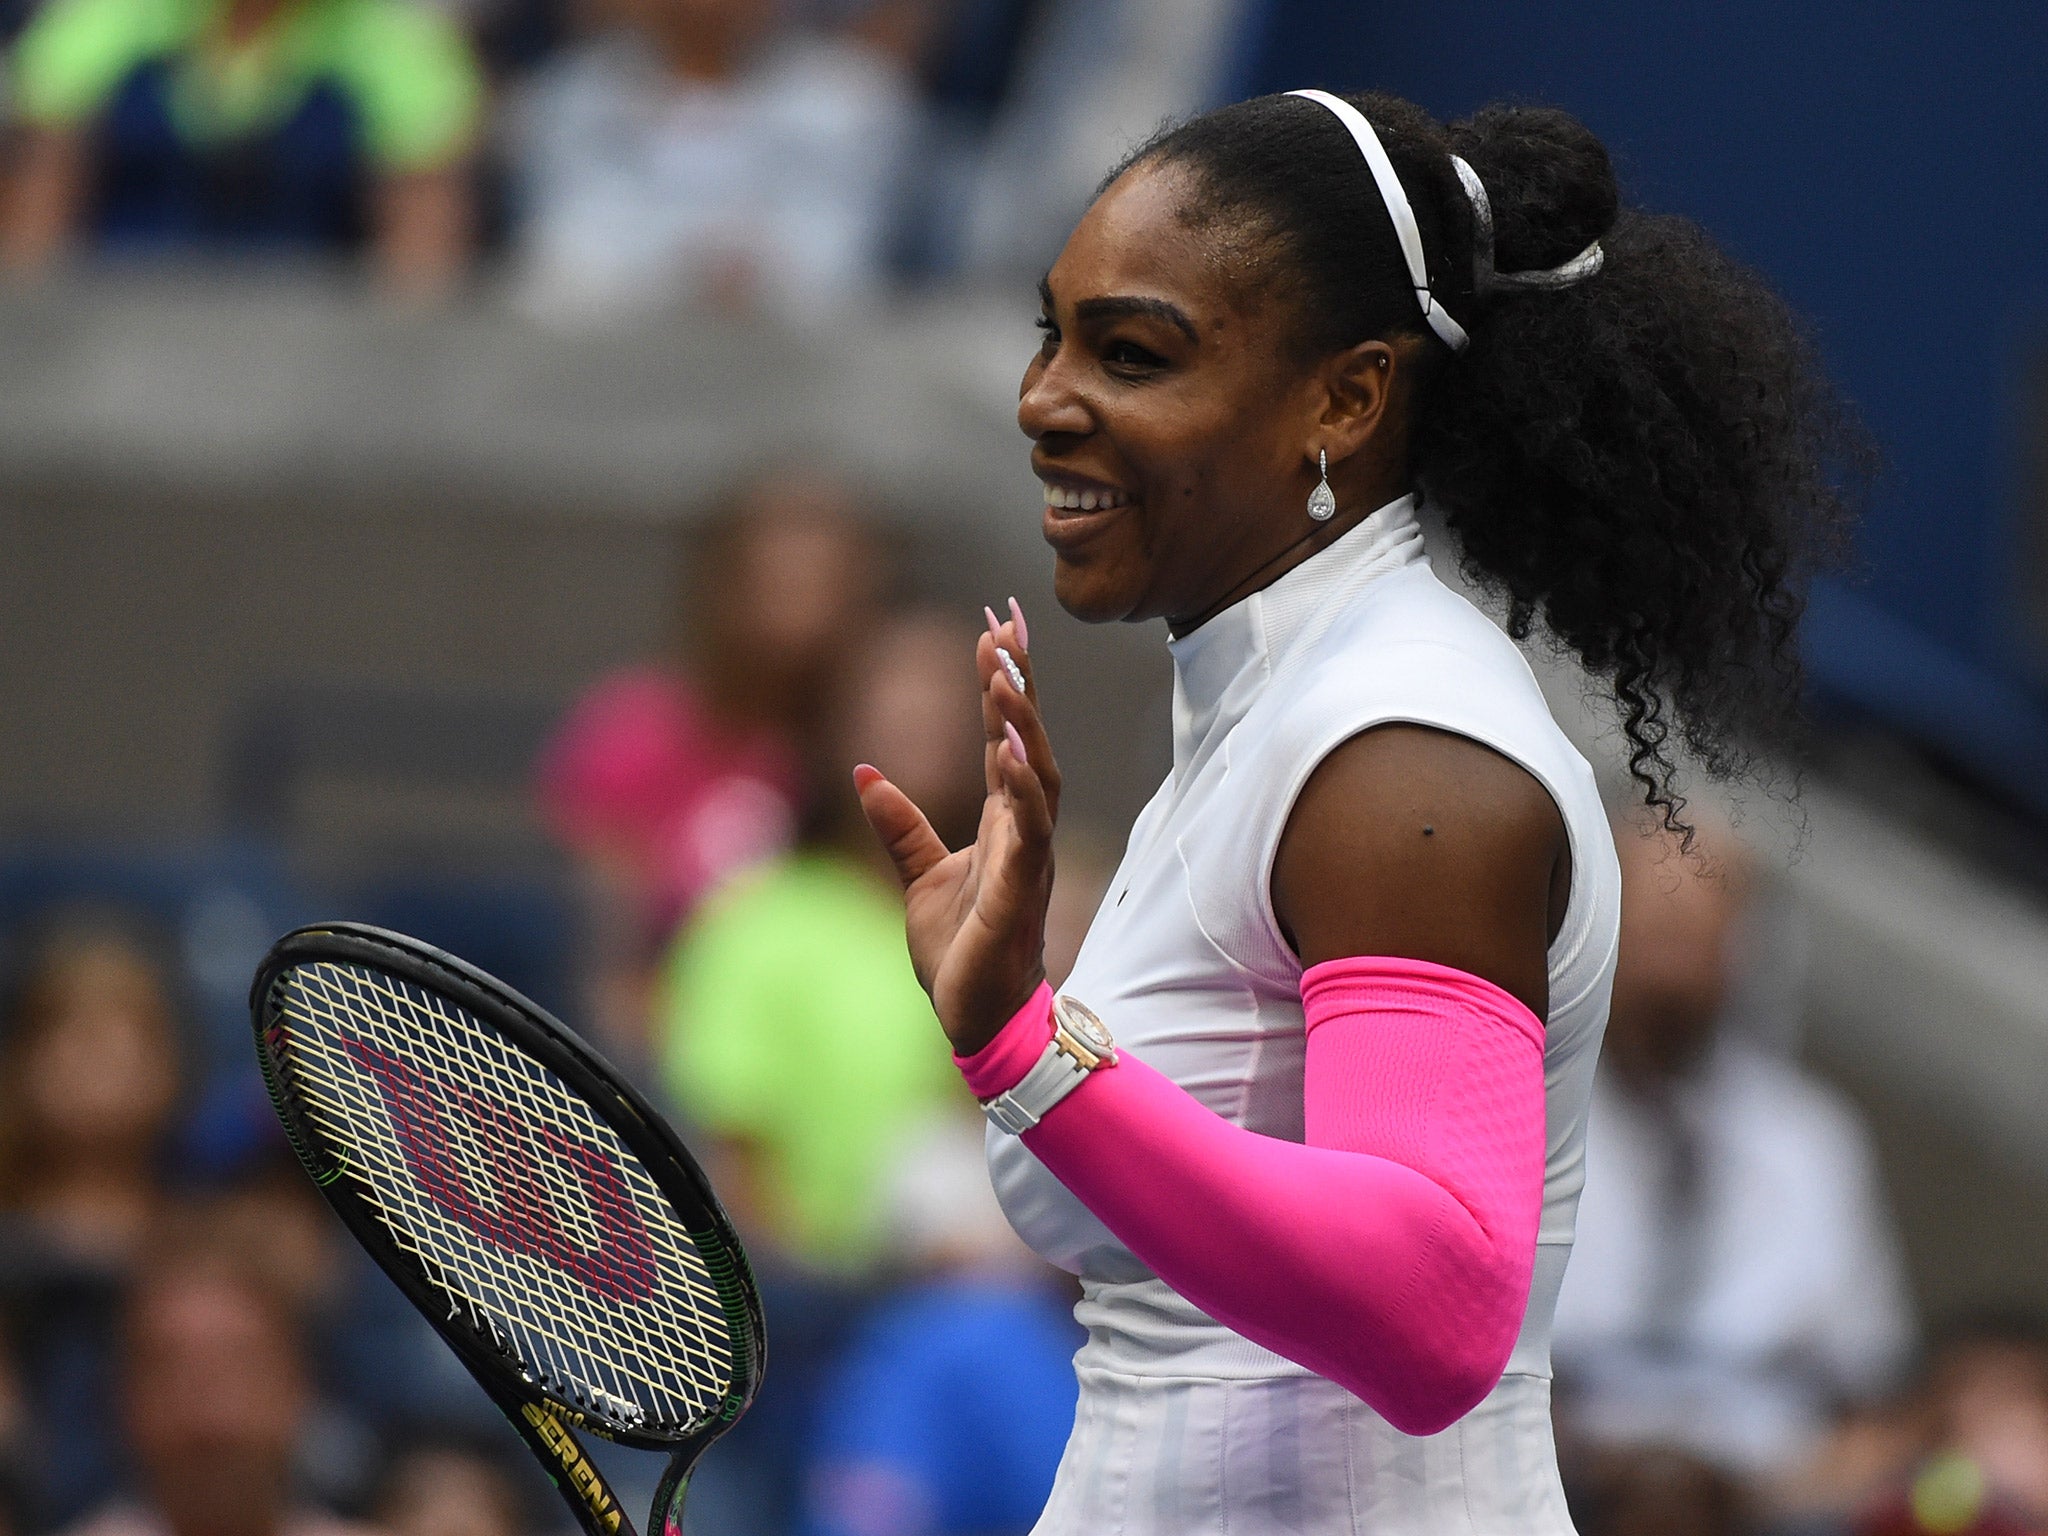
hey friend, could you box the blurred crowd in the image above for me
[0,0,1255,307]
[2,470,2045,1536]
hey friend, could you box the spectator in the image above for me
[0,1330,33,1536]
[373,1434,534,1536]
[656,606,979,1276]
[1845,1315,2048,1536]
[0,922,186,1525]
[1552,815,1916,1482]
[194,1158,341,1315]
[1759,1393,1923,1536]
[506,0,916,323]
[1,0,482,294]
[1566,1445,1754,1536]
[0,923,183,1267]
[802,1113,1078,1536]
[955,0,1249,278]
[186,1158,396,1508]
[536,472,883,1067]
[57,1239,384,1536]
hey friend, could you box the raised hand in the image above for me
[854,599,1062,1055]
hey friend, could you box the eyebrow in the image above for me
[1038,274,1199,346]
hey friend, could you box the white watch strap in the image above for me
[981,1036,1091,1135]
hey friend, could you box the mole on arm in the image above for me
[1422,824,1435,837]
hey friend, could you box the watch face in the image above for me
[1053,995,1115,1054]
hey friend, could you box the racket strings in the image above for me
[279,963,727,1424]
[271,960,734,1433]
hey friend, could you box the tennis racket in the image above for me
[249,921,765,1536]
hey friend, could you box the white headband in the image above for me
[1288,88,1469,351]
[1288,89,1607,351]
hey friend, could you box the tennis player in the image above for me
[856,89,1855,1534]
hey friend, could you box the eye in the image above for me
[1034,314,1060,355]
[1104,339,1165,371]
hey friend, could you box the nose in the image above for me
[1017,349,1093,443]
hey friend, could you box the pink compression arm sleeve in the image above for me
[955,956,1546,1435]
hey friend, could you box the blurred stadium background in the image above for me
[2,3,2047,1535]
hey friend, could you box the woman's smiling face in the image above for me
[1019,159,1332,630]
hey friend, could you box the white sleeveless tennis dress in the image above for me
[987,494,1621,1534]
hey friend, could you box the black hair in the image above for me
[1113,92,1868,838]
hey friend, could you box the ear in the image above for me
[1311,337,1416,468]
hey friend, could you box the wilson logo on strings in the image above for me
[342,1036,658,1302]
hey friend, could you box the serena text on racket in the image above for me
[524,1403,626,1533]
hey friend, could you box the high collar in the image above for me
[1166,494,1427,783]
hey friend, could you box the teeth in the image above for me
[1041,483,1129,511]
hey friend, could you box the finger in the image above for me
[853,766,951,889]
[976,608,1037,701]
[970,740,1054,951]
[975,623,1034,756]
[979,613,1062,816]
[996,725,1055,848]
[990,631,1036,704]
[983,599,1033,665]
[976,631,1007,795]
[987,663,1063,821]
[977,631,1023,796]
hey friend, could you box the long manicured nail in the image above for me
[1003,722,1028,764]
[996,647,1027,694]
[1007,596,1029,653]
[983,605,1003,641]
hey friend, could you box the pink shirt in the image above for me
[536,666,797,939]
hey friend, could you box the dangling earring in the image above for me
[1307,448,1337,522]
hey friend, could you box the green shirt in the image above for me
[659,852,962,1274]
[10,0,481,170]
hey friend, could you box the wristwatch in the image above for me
[981,994,1118,1135]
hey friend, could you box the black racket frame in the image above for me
[250,921,766,1536]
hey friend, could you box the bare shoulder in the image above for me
[1271,724,1568,1014]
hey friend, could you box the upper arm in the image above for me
[1271,724,1569,1017]
[0,126,90,267]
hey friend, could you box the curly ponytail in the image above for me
[1120,93,1867,835]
